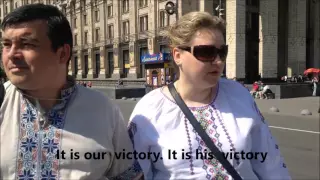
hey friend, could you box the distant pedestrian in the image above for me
[88,81,92,88]
[312,76,318,96]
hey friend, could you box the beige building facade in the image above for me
[225,0,319,81]
[0,0,319,82]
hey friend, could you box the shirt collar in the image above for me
[19,75,77,111]
[54,76,77,110]
[60,75,77,101]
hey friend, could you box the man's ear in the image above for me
[58,44,71,64]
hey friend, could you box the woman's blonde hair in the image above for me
[165,11,226,48]
[165,11,226,79]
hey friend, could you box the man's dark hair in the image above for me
[1,4,73,67]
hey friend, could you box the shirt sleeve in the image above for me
[250,101,292,180]
[105,105,143,180]
[128,109,154,179]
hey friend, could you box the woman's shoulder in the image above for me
[219,78,252,97]
[130,87,169,120]
[136,88,166,106]
[219,79,263,124]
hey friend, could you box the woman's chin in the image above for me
[198,77,220,89]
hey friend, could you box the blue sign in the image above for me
[141,53,171,64]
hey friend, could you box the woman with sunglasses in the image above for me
[128,12,291,179]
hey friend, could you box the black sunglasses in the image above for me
[177,45,228,62]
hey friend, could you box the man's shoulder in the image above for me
[72,86,121,123]
[75,85,113,106]
[3,81,14,90]
[1,81,17,95]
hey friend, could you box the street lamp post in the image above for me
[165,1,178,20]
[219,0,222,17]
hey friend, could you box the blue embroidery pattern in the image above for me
[128,122,137,145]
[109,162,143,180]
[252,102,288,169]
[253,101,266,124]
[124,122,144,179]
[15,79,76,180]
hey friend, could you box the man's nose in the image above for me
[7,45,22,59]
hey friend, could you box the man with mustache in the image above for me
[0,4,142,180]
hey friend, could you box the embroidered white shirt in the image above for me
[0,81,142,180]
[128,78,291,180]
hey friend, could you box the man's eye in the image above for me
[23,43,36,47]
[2,43,11,47]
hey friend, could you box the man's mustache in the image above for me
[8,60,29,69]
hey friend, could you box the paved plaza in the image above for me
[255,97,320,118]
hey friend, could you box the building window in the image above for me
[123,21,129,36]
[108,25,114,38]
[73,18,77,28]
[74,34,77,45]
[246,12,252,30]
[140,15,148,32]
[83,14,87,25]
[160,45,170,53]
[4,4,8,15]
[62,7,66,15]
[95,28,100,42]
[247,0,259,7]
[107,5,113,17]
[139,0,148,8]
[140,47,148,77]
[94,0,98,6]
[95,9,100,22]
[84,31,88,44]
[123,50,129,77]
[73,56,78,76]
[108,52,114,75]
[159,11,169,28]
[95,53,100,75]
[122,0,129,14]
[73,3,76,13]
[84,54,88,75]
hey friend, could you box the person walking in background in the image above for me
[0,4,142,179]
[312,76,318,96]
[250,81,259,98]
[87,81,92,88]
[128,12,290,179]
